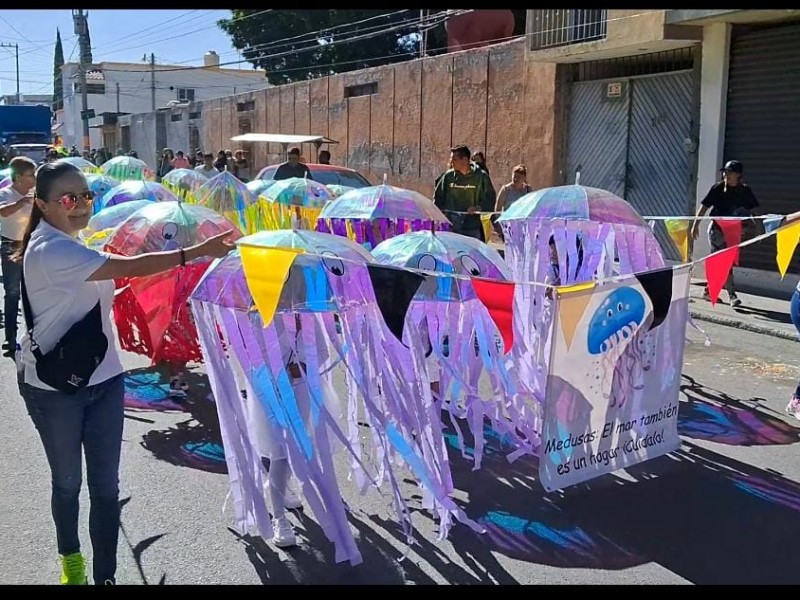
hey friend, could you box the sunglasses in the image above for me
[57,191,95,210]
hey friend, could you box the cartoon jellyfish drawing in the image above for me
[585,286,648,407]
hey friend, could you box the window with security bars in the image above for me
[529,9,607,50]
[177,88,195,102]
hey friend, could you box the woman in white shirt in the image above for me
[15,161,234,585]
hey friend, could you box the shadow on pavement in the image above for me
[123,366,210,413]
[137,368,227,474]
[420,417,800,584]
[231,510,440,584]
[679,374,800,446]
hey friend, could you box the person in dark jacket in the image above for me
[433,144,496,241]
[690,160,760,307]
[273,147,313,181]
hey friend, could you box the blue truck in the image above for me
[0,104,52,147]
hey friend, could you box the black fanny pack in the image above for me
[21,275,108,394]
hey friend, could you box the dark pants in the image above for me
[1,237,21,348]
[19,373,125,584]
[791,290,800,398]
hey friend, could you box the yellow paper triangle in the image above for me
[240,245,304,327]
[776,221,800,278]
[665,219,690,263]
[556,283,596,349]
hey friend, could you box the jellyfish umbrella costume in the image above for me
[82,199,153,250]
[317,184,451,250]
[161,168,208,202]
[261,177,332,231]
[190,229,481,565]
[55,156,100,174]
[245,178,276,200]
[101,155,155,182]
[86,174,121,214]
[372,231,538,466]
[195,170,260,234]
[105,201,243,365]
[0,176,10,189]
[98,180,178,211]
[496,185,666,426]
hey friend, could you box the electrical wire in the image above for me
[100,10,465,74]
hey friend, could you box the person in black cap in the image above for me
[691,160,760,307]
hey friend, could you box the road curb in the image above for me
[689,310,799,342]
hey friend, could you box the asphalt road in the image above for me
[1,320,799,585]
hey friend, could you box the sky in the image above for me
[0,9,242,97]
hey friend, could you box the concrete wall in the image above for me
[121,39,561,196]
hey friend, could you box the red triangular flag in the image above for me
[705,247,739,305]
[714,219,743,265]
[470,277,515,354]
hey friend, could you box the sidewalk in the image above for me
[688,278,798,342]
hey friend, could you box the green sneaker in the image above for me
[59,552,87,585]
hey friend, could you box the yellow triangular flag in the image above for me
[556,282,596,350]
[776,221,800,278]
[239,245,304,327]
[665,218,690,263]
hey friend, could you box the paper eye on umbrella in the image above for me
[321,251,345,277]
[459,254,481,277]
[416,254,438,272]
[162,222,179,240]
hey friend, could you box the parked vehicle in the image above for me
[0,105,52,147]
[256,163,372,188]
[9,143,51,164]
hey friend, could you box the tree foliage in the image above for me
[218,10,528,85]
[52,28,64,111]
[219,10,430,85]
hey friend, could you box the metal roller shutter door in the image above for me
[724,23,800,273]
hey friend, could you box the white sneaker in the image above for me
[271,516,297,548]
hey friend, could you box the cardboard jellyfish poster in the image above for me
[538,266,690,492]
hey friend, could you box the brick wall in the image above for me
[162,38,560,195]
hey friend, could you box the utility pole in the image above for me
[72,10,92,153]
[0,43,20,104]
[150,53,155,111]
[116,81,120,113]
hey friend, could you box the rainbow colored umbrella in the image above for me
[195,171,259,234]
[497,185,648,227]
[82,199,154,250]
[245,179,276,200]
[101,155,155,182]
[106,201,242,366]
[261,177,332,231]
[86,174,121,214]
[98,181,178,211]
[162,168,209,202]
[317,184,450,249]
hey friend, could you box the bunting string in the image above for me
[236,213,797,292]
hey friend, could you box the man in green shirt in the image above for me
[433,144,496,241]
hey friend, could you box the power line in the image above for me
[100,10,463,74]
[90,9,205,56]
[93,9,274,59]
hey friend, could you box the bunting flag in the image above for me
[240,245,304,327]
[705,247,739,305]
[714,219,743,265]
[664,218,690,263]
[366,264,425,343]
[635,267,673,330]
[556,283,596,350]
[763,214,786,234]
[776,220,800,279]
[470,277,516,354]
